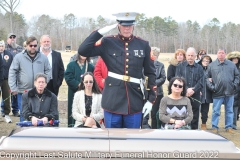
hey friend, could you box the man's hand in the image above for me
[11,91,18,95]
[186,88,194,97]
[41,117,48,125]
[142,101,152,117]
[98,23,118,35]
[31,116,39,126]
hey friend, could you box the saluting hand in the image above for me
[98,23,118,35]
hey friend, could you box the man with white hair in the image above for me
[39,35,64,96]
[175,47,204,129]
[0,40,13,123]
[78,12,157,128]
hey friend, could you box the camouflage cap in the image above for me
[7,33,16,38]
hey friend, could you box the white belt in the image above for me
[108,71,145,99]
[108,72,140,84]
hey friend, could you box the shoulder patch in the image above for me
[94,38,102,46]
[150,48,155,61]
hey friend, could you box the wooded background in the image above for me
[0,0,240,54]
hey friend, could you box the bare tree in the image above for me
[0,0,21,32]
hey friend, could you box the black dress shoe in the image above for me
[13,112,20,117]
[1,112,5,117]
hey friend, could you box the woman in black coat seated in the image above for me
[22,73,58,126]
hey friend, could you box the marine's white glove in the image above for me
[98,23,118,35]
[142,101,152,117]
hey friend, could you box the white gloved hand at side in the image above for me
[98,23,118,35]
[142,101,152,117]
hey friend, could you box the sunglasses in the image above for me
[173,83,183,88]
[9,36,16,39]
[29,44,38,48]
[84,81,93,84]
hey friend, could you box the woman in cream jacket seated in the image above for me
[72,72,103,128]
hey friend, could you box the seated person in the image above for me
[72,72,103,128]
[159,77,193,129]
[22,73,58,126]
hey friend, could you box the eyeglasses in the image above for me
[29,44,38,48]
[173,84,183,88]
[84,81,93,84]
[9,36,15,39]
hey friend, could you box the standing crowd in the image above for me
[0,12,239,133]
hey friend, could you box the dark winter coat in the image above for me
[22,88,58,121]
[226,52,240,107]
[155,61,166,95]
[206,59,239,98]
[1,50,13,79]
[167,58,178,81]
[198,55,213,103]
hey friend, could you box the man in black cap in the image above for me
[1,33,24,118]
[6,33,23,57]
[78,12,157,128]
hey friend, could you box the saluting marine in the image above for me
[78,12,156,128]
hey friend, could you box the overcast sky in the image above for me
[15,0,239,26]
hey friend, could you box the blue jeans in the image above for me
[104,110,142,128]
[17,93,24,122]
[11,94,19,113]
[212,96,234,130]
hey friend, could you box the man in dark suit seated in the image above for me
[39,35,64,96]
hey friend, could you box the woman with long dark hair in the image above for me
[72,72,103,128]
